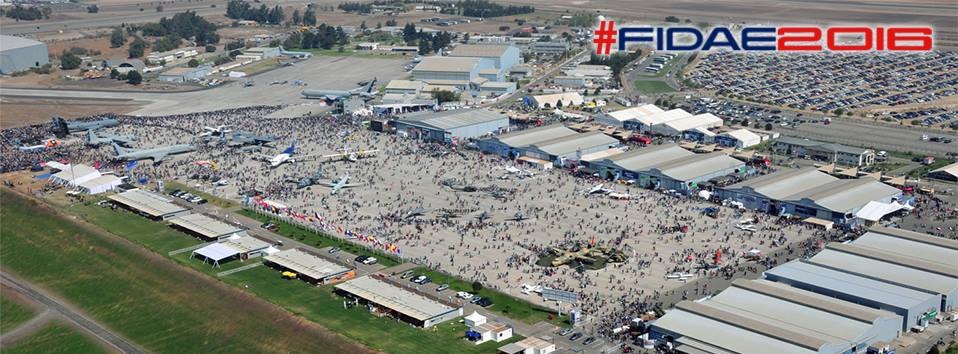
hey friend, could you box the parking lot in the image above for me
[687,51,958,127]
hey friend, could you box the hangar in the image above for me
[107,189,190,220]
[650,279,902,354]
[715,168,839,213]
[0,35,49,74]
[622,108,691,132]
[928,162,958,182]
[650,113,724,137]
[593,104,664,127]
[715,128,764,149]
[263,248,355,285]
[411,56,484,87]
[393,109,508,142]
[477,124,577,158]
[521,131,619,165]
[448,44,520,81]
[335,275,463,328]
[168,213,247,241]
[764,260,941,331]
[643,152,745,193]
[779,178,902,226]
[586,144,693,181]
[773,137,875,167]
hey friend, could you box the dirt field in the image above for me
[0,97,144,129]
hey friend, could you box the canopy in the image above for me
[192,243,238,267]
[855,201,905,222]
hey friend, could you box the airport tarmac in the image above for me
[0,55,410,116]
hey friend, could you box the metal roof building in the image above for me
[411,57,485,84]
[521,131,619,164]
[108,189,190,220]
[645,152,745,193]
[0,35,49,74]
[263,248,354,284]
[779,178,902,226]
[650,279,902,354]
[651,113,724,137]
[715,168,839,213]
[586,144,694,180]
[773,137,876,167]
[853,227,958,266]
[169,213,246,240]
[528,92,585,109]
[393,109,508,142]
[623,108,692,131]
[764,260,941,331]
[594,104,665,127]
[809,244,958,312]
[335,276,463,328]
[477,124,578,157]
[929,162,958,182]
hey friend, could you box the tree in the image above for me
[291,9,300,25]
[302,9,316,26]
[87,4,99,13]
[833,108,844,116]
[126,70,142,85]
[764,123,773,131]
[110,27,126,48]
[417,39,432,54]
[471,281,483,293]
[433,90,461,104]
[59,51,81,69]
[188,59,199,67]
[205,45,216,52]
[109,68,119,79]
[156,5,163,12]
[128,37,147,58]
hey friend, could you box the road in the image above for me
[0,272,146,354]
[781,118,957,156]
[1,3,222,35]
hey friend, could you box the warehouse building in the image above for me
[242,46,280,60]
[335,275,463,328]
[928,162,958,182]
[107,189,190,220]
[411,56,484,87]
[528,41,569,57]
[478,124,578,158]
[853,226,958,267]
[521,131,620,165]
[384,79,425,95]
[159,65,212,83]
[650,279,902,354]
[764,261,941,331]
[393,109,508,142]
[263,248,355,285]
[716,168,839,214]
[650,113,724,137]
[715,128,764,149]
[643,152,745,192]
[586,144,693,181]
[773,137,875,167]
[448,44,521,81]
[622,108,692,132]
[146,47,198,65]
[0,35,49,74]
[808,244,958,313]
[498,336,556,354]
[593,104,665,127]
[779,178,902,226]
[168,213,247,241]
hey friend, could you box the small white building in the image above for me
[530,92,584,109]
[464,311,486,327]
[716,128,763,149]
[498,336,556,354]
[470,321,513,344]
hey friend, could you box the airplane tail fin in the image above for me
[51,116,68,137]
[282,141,295,155]
[365,77,377,93]
[113,142,134,155]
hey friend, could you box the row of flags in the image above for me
[245,197,401,255]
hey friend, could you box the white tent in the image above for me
[191,243,239,267]
[855,201,906,222]
[50,164,101,186]
[77,175,123,195]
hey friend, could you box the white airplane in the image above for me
[319,174,364,195]
[256,141,323,168]
[585,184,614,195]
[323,148,379,162]
[199,125,232,137]
[18,138,61,152]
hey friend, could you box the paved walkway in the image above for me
[1,272,147,354]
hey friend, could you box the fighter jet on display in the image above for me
[227,131,277,147]
[319,174,364,195]
[86,130,136,147]
[290,169,325,189]
[256,141,323,168]
[18,138,61,152]
[51,116,119,136]
[112,143,196,164]
[301,77,377,102]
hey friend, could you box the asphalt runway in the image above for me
[0,55,410,116]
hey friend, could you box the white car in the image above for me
[361,257,378,265]
[456,292,474,300]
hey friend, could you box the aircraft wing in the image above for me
[251,153,272,161]
[150,152,170,162]
[341,183,364,187]
[294,154,325,162]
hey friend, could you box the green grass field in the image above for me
[1,192,361,353]
[238,209,402,267]
[163,180,236,209]
[220,266,520,354]
[633,80,675,94]
[64,199,200,253]
[0,323,106,354]
[411,267,567,326]
[0,295,36,334]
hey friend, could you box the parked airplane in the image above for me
[18,138,61,152]
[319,174,364,195]
[290,169,325,189]
[324,148,379,162]
[112,143,195,164]
[227,130,277,147]
[256,141,322,167]
[301,77,377,101]
[199,125,232,138]
[87,130,136,147]
[585,184,614,195]
[52,117,119,136]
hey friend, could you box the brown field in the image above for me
[0,97,143,129]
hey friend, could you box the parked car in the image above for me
[399,270,414,279]
[169,189,182,196]
[412,275,427,283]
[328,247,340,254]
[436,284,449,292]
[361,257,378,265]
[457,292,474,300]
[413,276,431,285]
[569,333,584,341]
[354,255,369,263]
[469,296,483,304]
[559,328,574,336]
[476,297,493,307]
[583,337,597,345]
